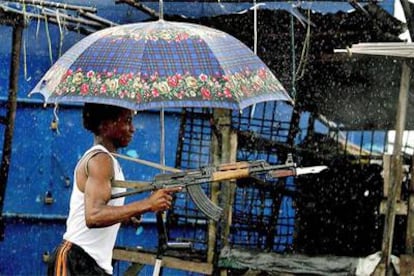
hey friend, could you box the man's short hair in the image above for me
[82,103,128,135]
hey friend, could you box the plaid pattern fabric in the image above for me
[31,20,293,110]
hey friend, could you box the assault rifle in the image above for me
[111,159,327,221]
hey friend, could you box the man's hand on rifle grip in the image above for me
[146,186,182,212]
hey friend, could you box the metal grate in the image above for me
[168,108,213,251]
[168,102,296,253]
[231,102,294,252]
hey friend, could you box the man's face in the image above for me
[106,110,135,148]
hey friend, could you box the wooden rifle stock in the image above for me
[210,161,251,182]
[269,169,296,178]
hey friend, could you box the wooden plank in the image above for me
[406,193,414,254]
[372,263,386,276]
[383,154,391,197]
[112,248,213,275]
[406,156,414,254]
[400,255,414,276]
[123,263,144,276]
[221,130,238,249]
[379,200,408,215]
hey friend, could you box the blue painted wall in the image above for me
[0,104,184,275]
[0,2,201,273]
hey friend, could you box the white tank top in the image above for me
[63,145,126,274]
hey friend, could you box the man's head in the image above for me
[83,103,135,148]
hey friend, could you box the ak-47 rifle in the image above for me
[111,158,327,221]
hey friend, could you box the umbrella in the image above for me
[28,19,294,199]
[29,19,293,109]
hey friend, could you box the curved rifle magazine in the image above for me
[187,185,223,222]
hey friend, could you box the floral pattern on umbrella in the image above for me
[31,20,293,110]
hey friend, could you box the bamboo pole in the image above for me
[41,9,105,28]
[5,0,97,13]
[115,0,158,19]
[78,11,118,27]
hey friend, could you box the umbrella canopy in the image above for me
[29,20,293,110]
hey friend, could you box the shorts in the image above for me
[47,240,111,276]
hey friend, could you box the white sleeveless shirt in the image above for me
[63,145,126,274]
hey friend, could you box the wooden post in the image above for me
[0,19,24,241]
[376,61,411,275]
[382,155,391,198]
[287,105,300,147]
[220,129,237,246]
[406,155,414,254]
[207,108,237,273]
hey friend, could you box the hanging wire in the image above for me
[253,0,257,55]
[247,1,266,119]
[249,0,258,119]
[160,108,165,172]
[44,15,54,65]
[52,104,60,135]
[22,2,28,81]
[55,9,64,57]
[295,8,311,81]
[23,33,28,80]
[36,12,41,37]
[290,9,296,100]
[158,0,165,172]
[159,0,163,20]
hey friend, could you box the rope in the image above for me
[44,14,53,65]
[55,9,64,57]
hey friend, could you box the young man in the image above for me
[48,103,181,275]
